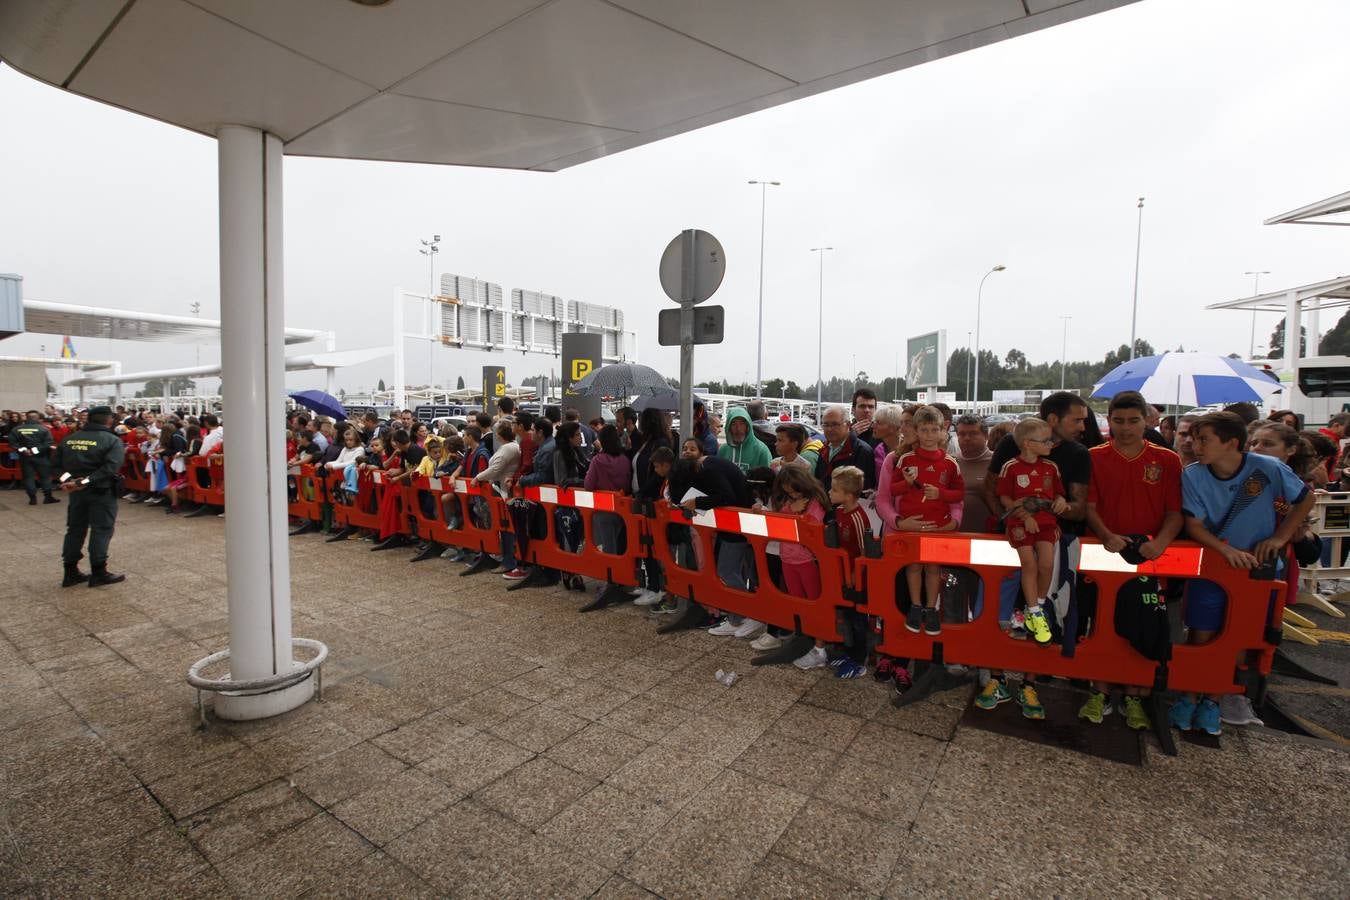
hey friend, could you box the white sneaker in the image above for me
[793,646,829,670]
[708,618,740,636]
[732,618,766,640]
[750,633,782,651]
[1219,693,1264,726]
[633,590,662,607]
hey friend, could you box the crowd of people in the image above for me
[7,387,1341,738]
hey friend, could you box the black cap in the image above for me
[87,405,114,418]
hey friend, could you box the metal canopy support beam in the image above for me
[214,125,312,720]
[1285,289,1299,375]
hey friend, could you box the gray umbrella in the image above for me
[632,388,705,412]
[571,362,672,397]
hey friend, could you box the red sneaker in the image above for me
[502,567,529,581]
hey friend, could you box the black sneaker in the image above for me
[904,606,923,633]
[923,607,942,636]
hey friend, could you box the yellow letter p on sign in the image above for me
[572,359,593,381]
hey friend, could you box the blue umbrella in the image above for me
[1091,352,1283,406]
[288,390,347,420]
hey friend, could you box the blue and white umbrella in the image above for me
[1091,353,1283,407]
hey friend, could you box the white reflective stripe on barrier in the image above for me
[918,534,1204,576]
[538,486,559,504]
[454,478,469,493]
[427,477,441,491]
[1078,543,1136,573]
[968,539,1020,567]
[372,472,383,484]
[738,511,769,537]
[573,490,595,509]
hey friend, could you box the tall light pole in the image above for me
[1129,197,1144,360]
[419,234,440,393]
[189,302,201,367]
[810,246,834,424]
[971,264,1006,409]
[749,180,780,399]
[1245,270,1270,358]
[965,330,973,406]
[1058,316,1072,390]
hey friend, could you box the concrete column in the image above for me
[1309,301,1321,357]
[1284,289,1300,374]
[214,125,312,720]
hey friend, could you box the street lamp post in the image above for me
[965,331,972,407]
[1058,316,1072,390]
[189,302,201,367]
[419,234,440,393]
[1129,197,1144,360]
[810,246,834,424]
[748,180,780,399]
[971,265,1006,410]
[1245,270,1270,358]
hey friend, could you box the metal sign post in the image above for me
[659,229,725,439]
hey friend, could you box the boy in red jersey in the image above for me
[996,418,1068,645]
[1080,391,1183,728]
[893,406,963,635]
[830,465,873,678]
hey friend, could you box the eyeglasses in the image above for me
[1026,437,1053,444]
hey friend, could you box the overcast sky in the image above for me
[2,0,1348,399]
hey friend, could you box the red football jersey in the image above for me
[997,456,1064,505]
[1087,441,1181,536]
[835,504,871,565]
[892,446,965,526]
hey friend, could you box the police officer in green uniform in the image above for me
[10,410,59,505]
[56,406,126,588]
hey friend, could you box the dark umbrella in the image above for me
[632,388,704,412]
[288,390,347,420]
[571,363,671,398]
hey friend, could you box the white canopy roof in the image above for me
[1206,275,1350,313]
[20,299,326,344]
[0,0,1136,171]
[1264,189,1350,226]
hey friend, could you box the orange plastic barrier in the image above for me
[286,464,325,523]
[517,485,649,590]
[855,533,1280,698]
[187,455,226,508]
[647,501,853,644]
[333,468,386,533]
[0,442,17,483]
[405,475,502,556]
[120,449,150,494]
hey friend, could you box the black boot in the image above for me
[371,534,410,551]
[28,494,37,506]
[62,563,88,588]
[325,526,353,543]
[88,564,126,587]
[43,493,60,504]
[411,541,445,562]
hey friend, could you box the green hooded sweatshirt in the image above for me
[718,407,771,473]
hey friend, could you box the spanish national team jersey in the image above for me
[1088,441,1182,536]
[1181,452,1308,551]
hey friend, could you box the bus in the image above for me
[1264,355,1350,427]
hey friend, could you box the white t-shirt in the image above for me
[199,427,224,456]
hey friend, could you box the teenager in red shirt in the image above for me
[1081,390,1183,728]
[996,418,1068,646]
[893,406,963,635]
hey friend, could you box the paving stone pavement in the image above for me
[2,496,1349,898]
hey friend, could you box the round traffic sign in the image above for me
[659,229,725,305]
